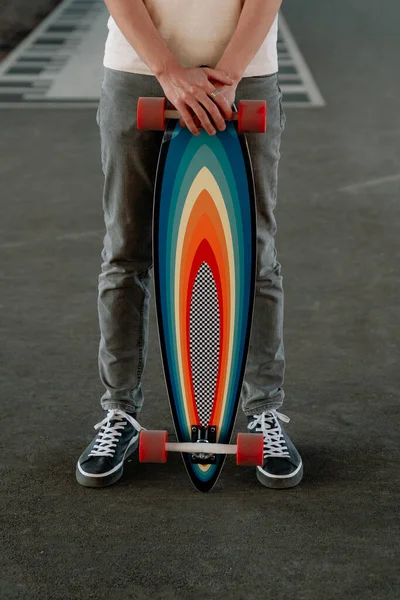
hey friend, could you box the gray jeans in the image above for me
[97,67,286,417]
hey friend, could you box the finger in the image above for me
[213,93,234,121]
[180,92,215,135]
[184,95,216,135]
[197,91,226,131]
[205,68,234,85]
[205,81,233,121]
[176,100,199,135]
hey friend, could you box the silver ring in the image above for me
[210,88,221,99]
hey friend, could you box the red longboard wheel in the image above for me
[236,432,264,466]
[139,430,168,463]
[137,97,167,131]
[237,100,267,134]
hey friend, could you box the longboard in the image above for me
[137,98,265,492]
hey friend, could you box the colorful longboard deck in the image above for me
[153,109,256,492]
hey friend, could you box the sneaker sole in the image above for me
[75,437,139,488]
[256,461,303,489]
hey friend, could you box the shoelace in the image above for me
[89,409,144,458]
[247,409,291,458]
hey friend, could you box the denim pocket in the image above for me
[96,72,105,127]
[96,96,106,174]
[277,81,286,130]
[96,103,101,127]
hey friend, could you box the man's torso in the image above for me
[103,0,278,77]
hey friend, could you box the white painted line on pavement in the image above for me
[339,173,400,193]
[279,15,325,107]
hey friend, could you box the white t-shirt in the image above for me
[103,0,278,77]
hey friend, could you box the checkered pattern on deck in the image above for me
[189,262,220,427]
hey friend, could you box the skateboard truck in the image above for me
[139,429,264,467]
[137,97,267,134]
[191,425,217,465]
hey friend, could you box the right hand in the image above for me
[156,64,236,136]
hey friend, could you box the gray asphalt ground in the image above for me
[1,1,400,599]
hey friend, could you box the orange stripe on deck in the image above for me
[178,188,232,429]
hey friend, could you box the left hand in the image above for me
[179,70,238,131]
